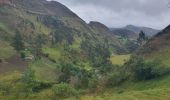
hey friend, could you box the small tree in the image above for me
[137,31,147,46]
[52,83,79,99]
[12,31,24,52]
[32,34,46,60]
[21,68,37,92]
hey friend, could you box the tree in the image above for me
[32,34,46,60]
[137,31,147,46]
[12,31,24,52]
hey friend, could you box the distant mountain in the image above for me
[110,25,160,41]
[110,28,138,39]
[124,25,160,37]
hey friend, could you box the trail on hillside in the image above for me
[0,55,28,74]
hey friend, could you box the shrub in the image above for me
[106,72,126,87]
[52,83,79,99]
[127,58,170,81]
[20,51,26,59]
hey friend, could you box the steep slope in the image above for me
[0,0,129,76]
[88,21,120,47]
[137,25,170,66]
[88,21,135,54]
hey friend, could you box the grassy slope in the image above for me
[0,1,169,100]
[67,75,170,100]
[145,49,170,67]
[30,58,59,82]
[0,41,15,59]
[110,54,130,65]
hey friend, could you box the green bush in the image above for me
[127,57,170,81]
[52,83,79,99]
[106,72,126,87]
[20,51,26,59]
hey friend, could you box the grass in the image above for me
[67,75,170,100]
[0,41,16,59]
[42,47,61,62]
[145,48,170,67]
[110,54,131,65]
[0,22,13,34]
[154,49,170,66]
[68,89,170,100]
[30,58,59,82]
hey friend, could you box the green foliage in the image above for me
[137,31,148,46]
[11,30,24,52]
[21,68,37,92]
[50,27,74,45]
[59,63,78,83]
[22,68,36,84]
[20,51,26,59]
[107,72,127,87]
[31,34,47,60]
[81,39,111,69]
[38,16,63,28]
[52,83,79,99]
[126,57,170,81]
[22,68,52,93]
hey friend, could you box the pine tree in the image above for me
[137,31,147,46]
[12,31,24,52]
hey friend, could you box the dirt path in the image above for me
[0,55,28,74]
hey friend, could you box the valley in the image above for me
[0,0,169,100]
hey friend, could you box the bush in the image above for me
[106,72,126,87]
[20,51,26,59]
[52,83,79,99]
[127,58,170,81]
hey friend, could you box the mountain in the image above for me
[124,25,160,37]
[0,0,133,81]
[0,0,131,54]
[110,25,159,41]
[0,0,169,100]
[110,28,138,39]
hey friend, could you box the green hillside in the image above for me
[0,0,169,100]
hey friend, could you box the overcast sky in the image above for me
[50,0,170,29]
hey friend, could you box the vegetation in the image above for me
[11,31,24,52]
[0,0,169,100]
[137,31,148,46]
[52,83,79,99]
[110,54,131,65]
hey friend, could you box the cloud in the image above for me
[48,0,170,29]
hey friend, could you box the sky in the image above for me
[49,0,170,29]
